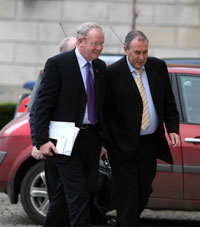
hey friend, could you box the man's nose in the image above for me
[97,45,103,51]
[139,53,145,60]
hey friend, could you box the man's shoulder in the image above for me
[145,57,168,75]
[48,49,75,63]
[93,57,106,67]
[146,56,166,66]
[107,56,126,71]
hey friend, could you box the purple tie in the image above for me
[86,62,97,124]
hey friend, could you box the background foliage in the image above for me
[0,103,16,130]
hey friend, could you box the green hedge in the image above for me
[0,102,17,130]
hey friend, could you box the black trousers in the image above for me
[110,132,158,227]
[43,126,101,227]
[44,158,59,201]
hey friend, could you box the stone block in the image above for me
[179,0,200,3]
[0,85,26,102]
[0,43,14,62]
[106,2,133,23]
[140,0,199,3]
[139,0,178,3]
[177,27,200,48]
[103,24,131,46]
[15,43,58,65]
[137,25,176,47]
[38,22,65,43]
[154,5,199,26]
[63,1,132,24]
[0,21,37,41]
[91,0,132,2]
[0,65,35,86]
[137,3,153,25]
[60,22,80,37]
[0,0,15,19]
[62,1,107,22]
[17,0,61,21]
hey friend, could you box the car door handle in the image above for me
[185,138,200,143]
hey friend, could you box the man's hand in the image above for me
[99,146,108,160]
[31,146,45,160]
[40,141,58,156]
[169,133,180,147]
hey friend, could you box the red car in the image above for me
[0,65,200,224]
[14,95,30,118]
[150,66,200,210]
[13,71,43,118]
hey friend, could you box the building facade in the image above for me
[0,0,200,101]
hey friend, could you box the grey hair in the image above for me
[124,30,149,50]
[77,22,104,39]
[59,36,76,52]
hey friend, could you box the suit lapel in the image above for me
[120,57,141,97]
[145,60,155,96]
[120,56,156,98]
[70,50,86,95]
[92,60,101,108]
[92,61,99,89]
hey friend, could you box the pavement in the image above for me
[1,192,200,226]
[0,193,110,227]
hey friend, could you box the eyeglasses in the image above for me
[90,42,104,47]
[84,39,104,47]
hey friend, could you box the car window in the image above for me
[170,73,183,122]
[164,58,200,65]
[99,54,123,65]
[27,73,43,112]
[179,74,200,124]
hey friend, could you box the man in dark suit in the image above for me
[30,36,77,201]
[105,31,180,227]
[33,22,107,227]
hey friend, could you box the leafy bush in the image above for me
[0,102,17,130]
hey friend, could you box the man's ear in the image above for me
[78,37,84,47]
[124,46,128,55]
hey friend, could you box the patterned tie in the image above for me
[134,69,150,130]
[86,62,97,124]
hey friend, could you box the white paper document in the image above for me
[49,121,80,156]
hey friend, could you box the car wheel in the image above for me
[20,161,48,225]
[20,160,113,225]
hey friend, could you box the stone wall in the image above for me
[0,0,200,102]
[0,0,132,101]
[136,0,200,58]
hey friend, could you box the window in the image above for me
[180,75,200,124]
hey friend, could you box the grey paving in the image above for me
[1,192,200,226]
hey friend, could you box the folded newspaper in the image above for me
[49,121,80,156]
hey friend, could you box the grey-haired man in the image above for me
[33,22,108,227]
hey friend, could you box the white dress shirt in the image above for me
[75,48,94,124]
[126,56,159,135]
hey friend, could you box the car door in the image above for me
[177,73,200,201]
[150,72,183,200]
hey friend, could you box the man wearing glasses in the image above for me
[33,22,107,227]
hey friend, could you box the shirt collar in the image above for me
[126,56,144,73]
[75,48,92,68]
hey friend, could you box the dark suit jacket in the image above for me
[29,82,41,146]
[34,49,107,148]
[105,56,179,164]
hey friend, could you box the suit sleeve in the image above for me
[29,88,39,146]
[34,57,61,147]
[162,60,179,134]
